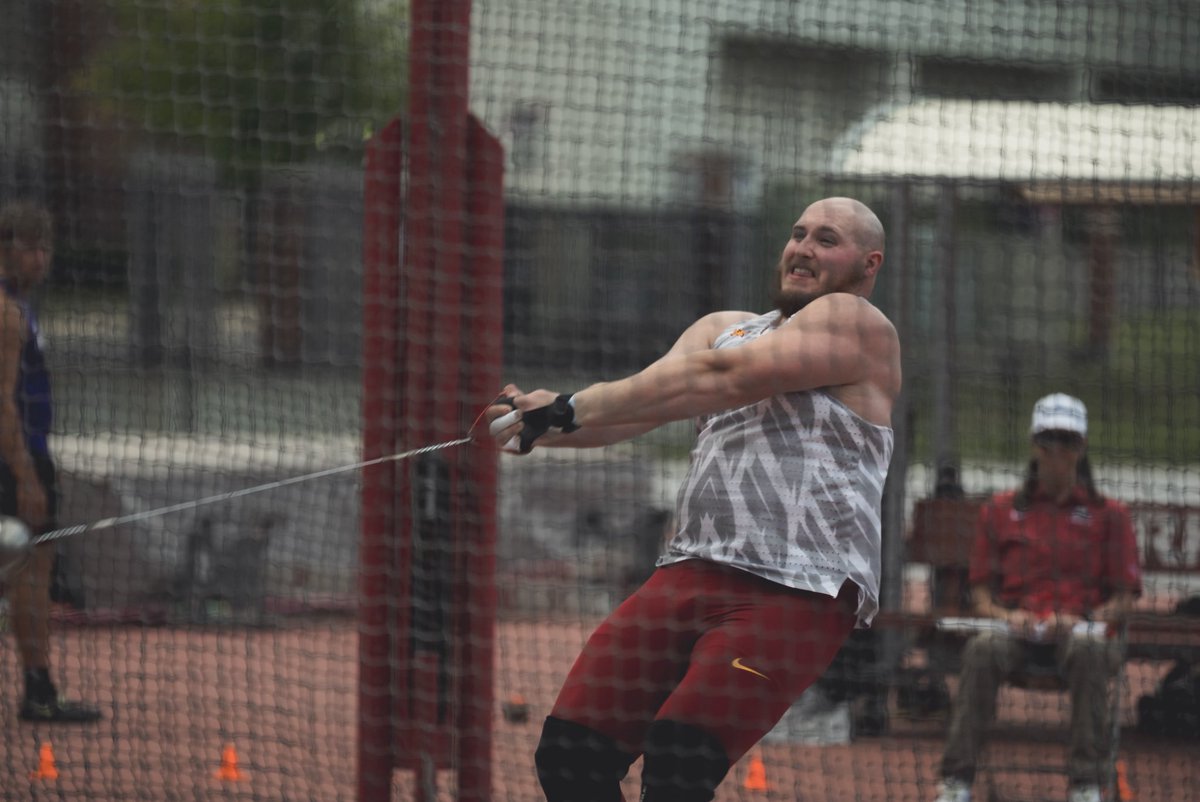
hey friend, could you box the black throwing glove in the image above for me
[508,394,578,453]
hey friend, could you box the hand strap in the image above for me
[500,395,578,453]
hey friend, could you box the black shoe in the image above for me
[19,697,102,723]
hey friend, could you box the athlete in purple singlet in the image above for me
[0,201,101,723]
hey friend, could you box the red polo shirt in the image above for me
[968,486,1142,617]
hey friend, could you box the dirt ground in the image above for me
[0,615,1194,802]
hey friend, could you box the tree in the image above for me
[72,0,410,368]
[77,0,409,182]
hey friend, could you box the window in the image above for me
[916,57,1074,102]
[1090,70,1200,106]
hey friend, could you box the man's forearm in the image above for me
[539,421,659,449]
[572,349,753,429]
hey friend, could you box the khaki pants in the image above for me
[940,629,1123,786]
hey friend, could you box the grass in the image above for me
[908,309,1200,466]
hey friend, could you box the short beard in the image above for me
[772,261,868,317]
[772,287,816,318]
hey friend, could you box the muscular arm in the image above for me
[0,295,44,527]
[515,310,757,449]
[0,298,33,477]
[569,293,899,430]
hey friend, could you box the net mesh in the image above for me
[0,1,1198,800]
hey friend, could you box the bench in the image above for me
[879,497,1200,664]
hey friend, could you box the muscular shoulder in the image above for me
[793,294,901,399]
[702,310,759,338]
[0,293,24,344]
[791,293,896,339]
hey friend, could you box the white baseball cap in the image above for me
[1030,393,1087,436]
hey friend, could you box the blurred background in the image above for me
[2,0,1194,616]
[1,1,1198,800]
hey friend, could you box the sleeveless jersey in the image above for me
[657,310,893,626]
[1,281,52,455]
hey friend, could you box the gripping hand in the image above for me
[489,394,578,453]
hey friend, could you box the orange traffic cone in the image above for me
[30,742,58,781]
[214,743,246,781]
[743,751,768,792]
[502,692,530,723]
[1116,759,1135,801]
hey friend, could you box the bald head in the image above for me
[773,196,886,313]
[807,197,885,254]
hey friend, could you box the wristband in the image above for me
[546,394,579,433]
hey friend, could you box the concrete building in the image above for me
[471,1,1200,207]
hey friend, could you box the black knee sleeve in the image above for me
[535,716,635,802]
[639,719,730,802]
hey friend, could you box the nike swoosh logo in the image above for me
[731,657,770,681]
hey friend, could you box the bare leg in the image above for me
[7,543,53,670]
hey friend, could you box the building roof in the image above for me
[831,100,1200,202]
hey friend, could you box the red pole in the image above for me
[402,2,477,800]
[400,0,437,776]
[456,116,505,802]
[359,118,405,802]
[365,3,496,800]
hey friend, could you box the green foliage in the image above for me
[78,0,408,182]
[910,310,1200,466]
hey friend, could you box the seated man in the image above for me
[933,394,1141,802]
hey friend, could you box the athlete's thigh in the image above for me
[550,566,699,754]
[656,584,856,762]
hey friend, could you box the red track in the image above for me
[2,619,1194,802]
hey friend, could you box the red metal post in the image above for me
[359,118,405,802]
[402,0,472,787]
[400,2,490,800]
[455,116,505,802]
[361,2,497,800]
